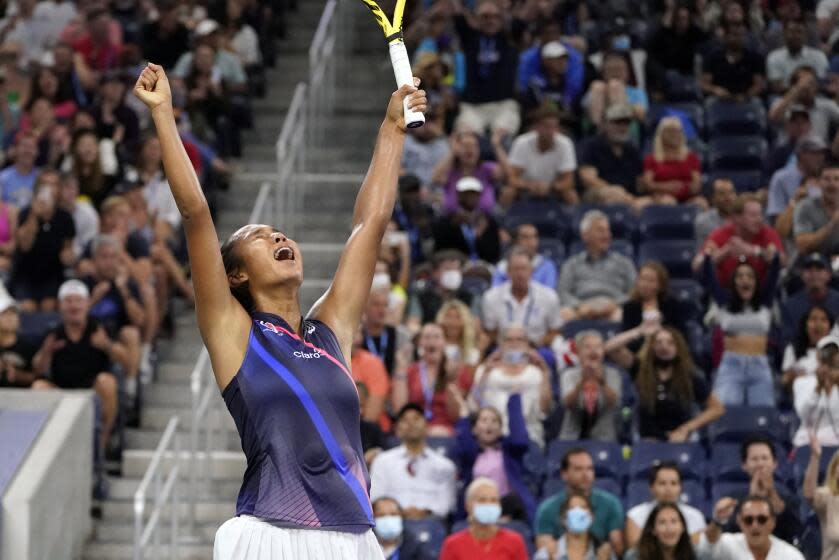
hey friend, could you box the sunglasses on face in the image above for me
[742,515,769,526]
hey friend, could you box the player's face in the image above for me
[233,224,303,289]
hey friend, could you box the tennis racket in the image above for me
[360,0,426,128]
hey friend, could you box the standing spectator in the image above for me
[482,249,562,347]
[92,71,141,158]
[58,172,98,260]
[433,130,504,214]
[641,117,702,206]
[141,0,191,70]
[370,403,457,519]
[439,478,528,560]
[768,135,827,238]
[718,436,803,543]
[436,299,481,368]
[492,223,557,289]
[451,0,520,139]
[626,502,698,560]
[0,133,40,209]
[406,250,475,330]
[584,51,648,129]
[769,67,839,149]
[782,305,833,394]
[700,18,766,100]
[793,334,839,447]
[0,296,37,388]
[765,104,813,179]
[505,105,577,206]
[558,210,637,321]
[695,178,736,251]
[803,436,839,559]
[559,330,623,442]
[625,463,707,549]
[67,128,119,208]
[362,289,398,375]
[3,0,60,70]
[401,106,450,189]
[795,159,839,257]
[702,496,804,558]
[536,448,625,557]
[372,497,430,560]
[780,254,839,344]
[10,173,75,311]
[767,18,829,94]
[645,3,708,98]
[432,176,501,263]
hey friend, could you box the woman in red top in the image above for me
[642,117,704,206]
[391,322,471,436]
[439,477,528,560]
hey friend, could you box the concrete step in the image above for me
[103,497,236,524]
[121,449,245,480]
[82,542,213,560]
[92,521,221,545]
[156,362,196,383]
[124,427,238,452]
[108,476,241,502]
[143,382,192,407]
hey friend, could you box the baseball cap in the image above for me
[195,19,219,37]
[605,103,633,122]
[58,279,90,301]
[456,176,483,193]
[394,402,426,422]
[797,135,828,154]
[0,295,17,313]
[818,334,839,351]
[803,252,830,269]
[541,41,568,59]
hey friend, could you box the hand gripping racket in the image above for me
[360,0,426,128]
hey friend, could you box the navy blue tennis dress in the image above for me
[214,312,383,559]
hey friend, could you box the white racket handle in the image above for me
[389,41,425,128]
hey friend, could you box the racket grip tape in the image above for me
[389,41,425,128]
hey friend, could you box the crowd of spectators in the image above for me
[358,0,839,558]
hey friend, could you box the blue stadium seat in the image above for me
[628,442,707,481]
[708,136,768,172]
[708,406,791,446]
[404,519,447,559]
[542,476,623,500]
[711,480,749,505]
[799,511,823,560]
[711,441,792,485]
[706,169,764,193]
[705,99,767,136]
[664,73,701,103]
[638,205,698,241]
[647,103,705,136]
[625,479,707,512]
[571,204,637,241]
[538,237,566,269]
[637,240,695,278]
[560,320,621,341]
[426,436,457,460]
[568,239,635,261]
[545,440,625,480]
[505,200,572,241]
[669,279,705,323]
[523,441,547,481]
[460,275,491,300]
[18,311,60,346]
[793,446,839,484]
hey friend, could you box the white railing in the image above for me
[275,83,308,236]
[134,417,181,560]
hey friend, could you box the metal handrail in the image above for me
[276,83,308,235]
[134,417,181,560]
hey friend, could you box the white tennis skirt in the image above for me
[214,516,385,560]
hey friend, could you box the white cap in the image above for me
[195,19,219,37]
[0,294,17,313]
[58,279,90,301]
[456,176,483,193]
[541,41,568,59]
[818,335,839,351]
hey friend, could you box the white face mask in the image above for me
[371,272,391,291]
[440,269,462,291]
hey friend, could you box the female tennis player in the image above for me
[134,64,426,559]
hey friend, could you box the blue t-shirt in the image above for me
[0,166,39,208]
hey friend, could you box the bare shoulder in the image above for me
[202,303,253,392]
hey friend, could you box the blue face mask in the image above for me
[473,503,502,525]
[612,34,631,51]
[504,350,526,364]
[566,507,593,534]
[374,515,403,541]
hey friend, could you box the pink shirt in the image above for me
[473,447,510,496]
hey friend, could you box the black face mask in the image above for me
[654,356,677,369]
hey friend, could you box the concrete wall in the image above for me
[1,390,94,560]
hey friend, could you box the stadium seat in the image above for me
[706,169,764,193]
[708,406,791,446]
[711,480,749,504]
[545,440,625,480]
[628,442,706,481]
[460,275,491,300]
[638,205,698,241]
[705,98,767,136]
[571,204,637,241]
[799,511,823,560]
[669,279,705,323]
[625,479,707,512]
[426,436,457,460]
[708,136,768,172]
[647,103,704,137]
[18,312,60,346]
[711,441,792,485]
[523,441,547,482]
[793,446,839,484]
[538,237,566,269]
[505,200,572,241]
[637,240,695,278]
[568,239,635,261]
[542,475,623,500]
[404,518,447,559]
[664,73,701,103]
[560,320,621,341]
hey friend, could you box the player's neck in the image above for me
[253,291,302,334]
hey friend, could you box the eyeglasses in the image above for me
[742,515,770,526]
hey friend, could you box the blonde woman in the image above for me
[436,299,481,367]
[804,434,839,559]
[641,117,704,206]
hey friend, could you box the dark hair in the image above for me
[740,435,776,463]
[727,262,763,313]
[372,496,403,515]
[559,490,595,533]
[794,305,833,359]
[740,494,776,517]
[26,68,59,110]
[560,448,592,472]
[824,157,839,171]
[636,327,695,412]
[220,235,255,312]
[514,222,538,241]
[636,502,696,560]
[648,461,682,487]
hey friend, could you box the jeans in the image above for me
[714,352,775,406]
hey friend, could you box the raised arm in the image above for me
[310,83,427,356]
[134,64,249,390]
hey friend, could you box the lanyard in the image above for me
[389,550,400,560]
[418,363,435,420]
[506,295,535,327]
[365,330,388,359]
[460,223,478,261]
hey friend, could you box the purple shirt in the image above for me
[443,161,497,213]
[473,447,510,496]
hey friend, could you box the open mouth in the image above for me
[274,247,294,262]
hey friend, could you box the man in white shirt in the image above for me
[700,495,804,559]
[369,403,456,519]
[505,105,577,205]
[766,18,829,94]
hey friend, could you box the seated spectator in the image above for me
[702,495,804,559]
[767,18,829,94]
[0,132,40,209]
[695,178,736,250]
[10,173,75,311]
[536,448,625,557]
[718,436,802,543]
[558,210,637,322]
[703,251,779,407]
[492,223,557,289]
[536,491,614,560]
[504,104,577,206]
[559,330,622,442]
[432,176,501,263]
[625,463,707,549]
[626,502,698,560]
[357,382,387,464]
[394,174,434,264]
[172,19,248,92]
[577,103,644,208]
[370,402,457,519]
[31,280,122,452]
[221,0,263,73]
[141,0,191,70]
[645,3,708,99]
[65,128,119,208]
[439,478,528,560]
[402,105,450,189]
[0,296,37,388]
[633,327,724,442]
[412,52,457,126]
[71,7,123,73]
[782,305,833,394]
[468,326,552,447]
[362,288,398,375]
[768,135,827,238]
[769,66,839,150]
[451,0,520,139]
[436,299,481,368]
[351,324,390,429]
[406,250,476,331]
[391,322,471,436]
[372,496,430,560]
[92,71,140,158]
[584,50,648,130]
[432,130,504,215]
[696,194,785,287]
[764,104,813,180]
[803,436,839,558]
[518,40,584,115]
[483,249,562,347]
[374,257,409,325]
[641,117,702,206]
[58,173,99,261]
[700,17,765,100]
[50,43,95,109]
[780,253,839,345]
[794,334,839,447]
[795,159,839,257]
